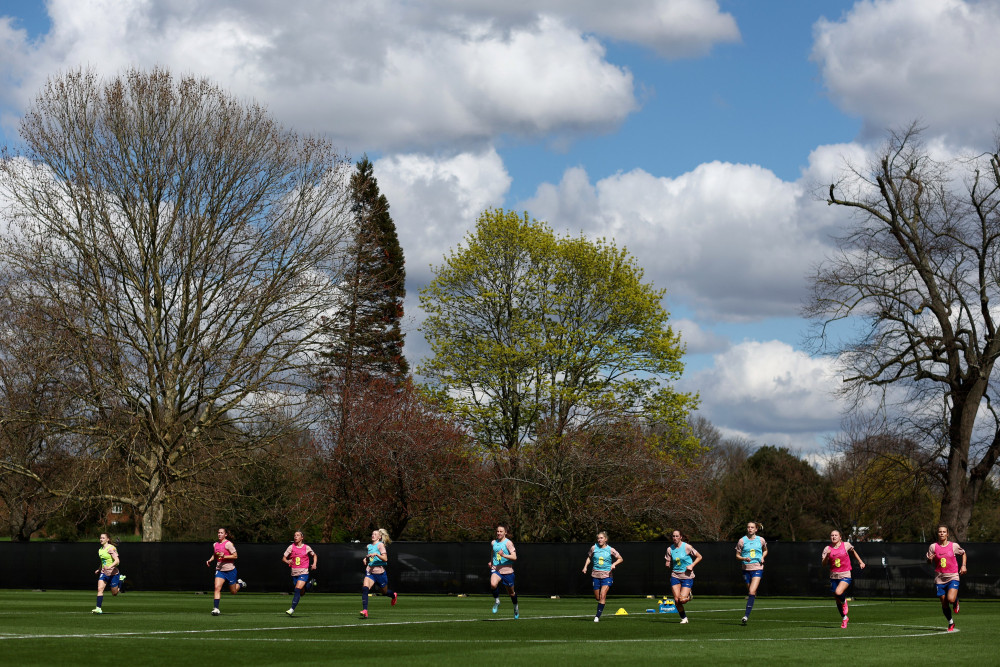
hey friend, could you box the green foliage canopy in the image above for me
[419,208,697,455]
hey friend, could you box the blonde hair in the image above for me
[749,521,763,532]
[377,528,392,546]
[597,530,609,540]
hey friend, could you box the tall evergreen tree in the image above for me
[333,155,407,380]
[321,156,408,450]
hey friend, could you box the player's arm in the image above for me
[735,540,746,562]
[224,544,238,563]
[849,547,865,569]
[761,543,768,564]
[959,550,967,575]
[504,544,517,561]
[582,553,592,574]
[282,548,293,566]
[110,546,120,569]
[310,548,318,570]
[206,550,216,567]
[687,548,703,573]
[664,552,672,569]
[611,550,623,570]
[378,543,388,561]
[821,548,831,568]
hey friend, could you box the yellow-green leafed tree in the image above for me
[419,209,698,534]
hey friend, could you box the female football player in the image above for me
[665,529,702,624]
[926,524,966,632]
[821,529,865,628]
[206,527,246,615]
[489,524,519,618]
[582,531,623,622]
[360,528,396,618]
[282,530,318,615]
[736,521,767,624]
[93,533,124,614]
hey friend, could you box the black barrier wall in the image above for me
[2,541,998,598]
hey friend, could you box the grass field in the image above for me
[0,591,992,665]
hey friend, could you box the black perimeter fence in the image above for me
[3,541,999,598]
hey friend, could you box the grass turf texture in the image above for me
[0,592,992,665]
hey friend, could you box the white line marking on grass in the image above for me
[692,601,888,614]
[122,627,957,644]
[0,614,573,641]
[0,611,956,644]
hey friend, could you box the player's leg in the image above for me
[594,582,609,621]
[94,576,107,613]
[212,574,225,614]
[360,575,374,617]
[671,581,687,622]
[289,578,306,614]
[490,572,501,613]
[834,580,850,627]
[506,578,519,619]
[744,572,760,622]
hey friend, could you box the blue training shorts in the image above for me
[493,571,515,588]
[936,579,960,597]
[293,573,310,584]
[592,575,613,590]
[670,575,694,589]
[215,568,239,585]
[366,570,388,589]
[743,570,763,586]
[98,572,121,587]
[830,577,852,592]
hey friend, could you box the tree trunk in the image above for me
[939,391,978,541]
[141,486,166,542]
[7,501,35,541]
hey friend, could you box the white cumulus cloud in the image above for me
[812,0,1000,146]
[0,0,740,152]
[685,340,847,451]
[371,149,511,363]
[523,158,845,322]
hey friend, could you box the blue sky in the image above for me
[2,0,996,456]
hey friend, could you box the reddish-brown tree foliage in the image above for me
[312,378,492,541]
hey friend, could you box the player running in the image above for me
[736,521,767,625]
[283,530,318,616]
[582,531,623,622]
[926,524,966,632]
[490,525,519,619]
[360,528,397,618]
[821,529,865,629]
[93,533,124,614]
[206,527,247,615]
[665,529,702,624]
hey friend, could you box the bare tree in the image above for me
[826,428,936,541]
[0,68,352,540]
[0,297,91,540]
[806,124,1000,539]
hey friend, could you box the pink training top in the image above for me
[284,543,315,576]
[926,541,965,584]
[214,540,236,572]
[822,541,853,579]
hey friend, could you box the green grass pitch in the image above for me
[0,591,993,665]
